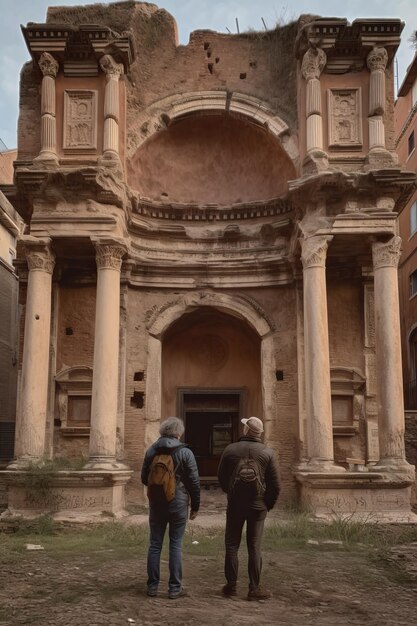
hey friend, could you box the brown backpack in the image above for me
[147,453,180,503]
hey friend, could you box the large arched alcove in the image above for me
[128,114,296,206]
[161,307,262,476]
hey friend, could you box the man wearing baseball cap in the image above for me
[217,416,280,601]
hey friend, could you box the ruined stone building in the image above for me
[1,2,416,519]
[0,147,21,470]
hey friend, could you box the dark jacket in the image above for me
[217,436,280,511]
[141,436,200,512]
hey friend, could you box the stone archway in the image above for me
[144,292,275,450]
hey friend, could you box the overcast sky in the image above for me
[0,0,416,149]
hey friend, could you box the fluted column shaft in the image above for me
[372,237,410,468]
[367,47,388,151]
[301,236,343,471]
[36,53,59,163]
[86,241,126,469]
[99,55,123,160]
[12,238,55,464]
[301,48,326,153]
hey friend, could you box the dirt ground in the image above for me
[1,513,417,626]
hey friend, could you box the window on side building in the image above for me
[411,201,417,237]
[408,130,415,156]
[410,269,417,298]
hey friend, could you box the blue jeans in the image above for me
[147,504,188,594]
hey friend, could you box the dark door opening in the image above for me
[178,389,243,478]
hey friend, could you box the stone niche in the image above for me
[55,366,93,436]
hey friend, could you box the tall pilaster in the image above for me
[85,240,127,470]
[11,237,55,465]
[301,47,327,155]
[99,54,123,165]
[372,237,413,472]
[35,52,59,165]
[301,235,344,472]
[366,47,388,152]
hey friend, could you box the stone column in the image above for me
[301,235,344,472]
[366,47,388,152]
[11,237,55,465]
[372,237,413,472]
[99,54,123,164]
[301,47,327,154]
[85,240,127,470]
[35,52,59,165]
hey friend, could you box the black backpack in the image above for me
[229,447,266,499]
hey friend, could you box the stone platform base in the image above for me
[296,471,417,523]
[0,469,132,520]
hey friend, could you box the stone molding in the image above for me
[95,243,126,270]
[301,48,327,81]
[300,235,332,269]
[366,47,388,72]
[38,52,59,78]
[99,54,124,78]
[372,236,402,270]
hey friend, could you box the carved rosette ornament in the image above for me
[38,52,59,78]
[95,244,126,271]
[301,47,327,81]
[25,247,55,274]
[99,54,124,78]
[301,235,333,269]
[366,46,388,73]
[372,236,402,270]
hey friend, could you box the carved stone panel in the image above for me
[327,89,362,149]
[63,90,97,152]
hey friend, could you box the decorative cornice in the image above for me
[366,46,388,72]
[301,235,333,269]
[301,48,326,81]
[99,54,124,78]
[372,236,402,270]
[38,52,59,78]
[95,242,126,270]
[132,197,293,222]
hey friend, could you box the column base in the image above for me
[364,148,397,170]
[301,459,346,473]
[373,458,415,481]
[83,457,129,472]
[302,150,330,176]
[33,152,59,168]
[0,468,133,521]
[6,456,45,470]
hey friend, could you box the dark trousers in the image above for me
[147,504,188,594]
[224,506,267,590]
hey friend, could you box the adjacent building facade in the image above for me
[1,3,416,519]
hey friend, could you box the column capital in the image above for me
[372,236,401,270]
[366,46,388,73]
[301,235,333,269]
[301,47,326,81]
[94,239,127,271]
[99,54,124,79]
[22,236,55,274]
[38,52,59,78]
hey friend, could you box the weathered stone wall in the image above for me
[56,285,96,373]
[405,411,417,505]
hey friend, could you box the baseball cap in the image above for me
[241,416,264,434]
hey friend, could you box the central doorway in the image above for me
[178,389,244,478]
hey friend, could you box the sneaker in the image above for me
[168,588,188,600]
[222,583,237,597]
[247,587,272,601]
[147,588,158,597]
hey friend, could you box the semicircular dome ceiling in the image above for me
[127,114,296,206]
